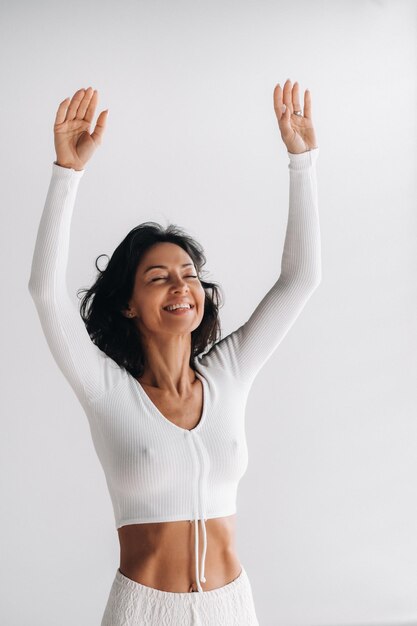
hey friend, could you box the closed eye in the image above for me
[151,275,198,282]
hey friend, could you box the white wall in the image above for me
[2,0,417,624]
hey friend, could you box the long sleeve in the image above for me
[28,163,121,407]
[201,147,321,388]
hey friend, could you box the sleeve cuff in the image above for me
[287,147,319,170]
[52,161,85,178]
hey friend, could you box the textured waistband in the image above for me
[115,565,247,598]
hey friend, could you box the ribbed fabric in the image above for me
[28,148,321,592]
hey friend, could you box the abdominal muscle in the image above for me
[117,513,242,592]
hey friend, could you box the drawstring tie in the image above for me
[185,430,209,593]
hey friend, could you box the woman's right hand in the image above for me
[53,87,108,171]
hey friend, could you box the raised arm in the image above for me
[200,80,321,388]
[28,87,118,407]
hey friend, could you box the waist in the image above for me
[117,514,239,592]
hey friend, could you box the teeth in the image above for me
[165,303,191,311]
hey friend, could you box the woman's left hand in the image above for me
[273,79,318,154]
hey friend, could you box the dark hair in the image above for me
[77,222,224,379]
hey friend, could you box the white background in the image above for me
[1,1,417,625]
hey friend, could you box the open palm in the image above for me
[273,79,318,154]
[53,87,108,171]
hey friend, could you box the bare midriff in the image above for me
[117,513,242,592]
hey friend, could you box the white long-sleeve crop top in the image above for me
[28,148,321,593]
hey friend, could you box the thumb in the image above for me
[91,109,109,145]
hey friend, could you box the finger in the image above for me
[76,86,95,120]
[54,97,70,126]
[273,83,284,119]
[283,79,293,113]
[292,81,302,115]
[66,88,86,121]
[90,109,108,145]
[304,89,312,120]
[84,89,98,124]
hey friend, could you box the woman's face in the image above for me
[123,242,206,339]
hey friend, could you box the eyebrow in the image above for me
[143,263,194,274]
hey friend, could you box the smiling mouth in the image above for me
[162,305,195,314]
[162,304,195,310]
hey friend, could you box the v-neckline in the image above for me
[131,369,208,434]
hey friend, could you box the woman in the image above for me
[28,80,320,625]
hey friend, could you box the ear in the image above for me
[121,308,135,319]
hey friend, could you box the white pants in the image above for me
[101,565,260,625]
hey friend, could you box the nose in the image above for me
[172,275,188,289]
[171,276,189,291]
